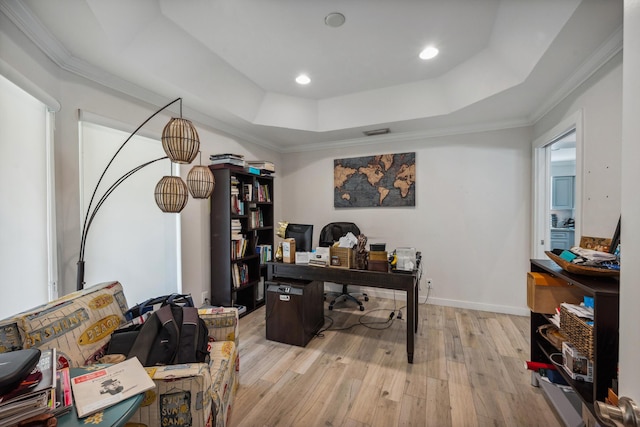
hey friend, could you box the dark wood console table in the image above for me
[266,262,419,363]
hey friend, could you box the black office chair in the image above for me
[319,222,369,311]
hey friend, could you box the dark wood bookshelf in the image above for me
[209,166,274,316]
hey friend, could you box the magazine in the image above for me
[70,357,155,418]
[0,348,56,404]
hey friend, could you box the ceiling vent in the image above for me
[363,128,390,136]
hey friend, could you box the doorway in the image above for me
[532,111,582,259]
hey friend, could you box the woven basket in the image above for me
[545,251,619,277]
[560,305,594,360]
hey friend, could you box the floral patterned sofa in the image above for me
[0,281,239,427]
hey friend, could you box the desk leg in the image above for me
[407,284,415,364]
[415,279,419,333]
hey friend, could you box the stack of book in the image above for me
[231,219,243,240]
[246,160,275,175]
[210,153,245,168]
[0,349,71,427]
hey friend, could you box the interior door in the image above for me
[532,111,582,259]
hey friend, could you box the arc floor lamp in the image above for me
[77,97,215,290]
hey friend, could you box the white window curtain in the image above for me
[79,116,181,306]
[0,75,56,319]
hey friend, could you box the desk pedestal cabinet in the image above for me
[266,279,324,347]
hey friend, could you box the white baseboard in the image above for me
[322,283,530,317]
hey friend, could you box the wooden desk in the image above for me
[266,262,419,363]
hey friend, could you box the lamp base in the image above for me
[77,260,85,291]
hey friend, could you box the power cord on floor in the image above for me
[316,307,400,337]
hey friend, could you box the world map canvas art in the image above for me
[334,152,416,208]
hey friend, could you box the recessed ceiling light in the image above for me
[296,74,311,85]
[419,46,439,60]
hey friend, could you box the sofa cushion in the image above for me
[0,281,128,367]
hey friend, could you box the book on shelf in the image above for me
[232,263,249,289]
[256,183,271,202]
[70,357,155,418]
[231,238,247,259]
[210,157,245,167]
[210,153,244,160]
[210,163,246,172]
[246,160,275,172]
[210,153,245,167]
[249,208,264,229]
[243,183,253,201]
[256,244,273,264]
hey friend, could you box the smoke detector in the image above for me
[325,12,346,28]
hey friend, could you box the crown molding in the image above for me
[0,0,280,152]
[282,117,532,154]
[529,25,623,124]
[2,1,623,155]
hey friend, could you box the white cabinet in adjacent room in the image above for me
[552,176,575,210]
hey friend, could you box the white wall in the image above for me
[53,80,281,299]
[620,0,640,403]
[281,127,533,315]
[533,52,622,240]
[0,13,281,299]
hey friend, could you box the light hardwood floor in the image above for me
[228,297,561,427]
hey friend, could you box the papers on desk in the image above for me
[295,252,310,264]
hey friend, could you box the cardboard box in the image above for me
[282,238,296,263]
[369,250,388,261]
[562,341,593,382]
[526,272,584,314]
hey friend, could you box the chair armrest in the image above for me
[198,307,239,346]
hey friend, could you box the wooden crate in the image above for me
[329,247,354,269]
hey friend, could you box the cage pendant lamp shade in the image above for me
[187,165,215,199]
[162,117,200,164]
[155,176,189,212]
